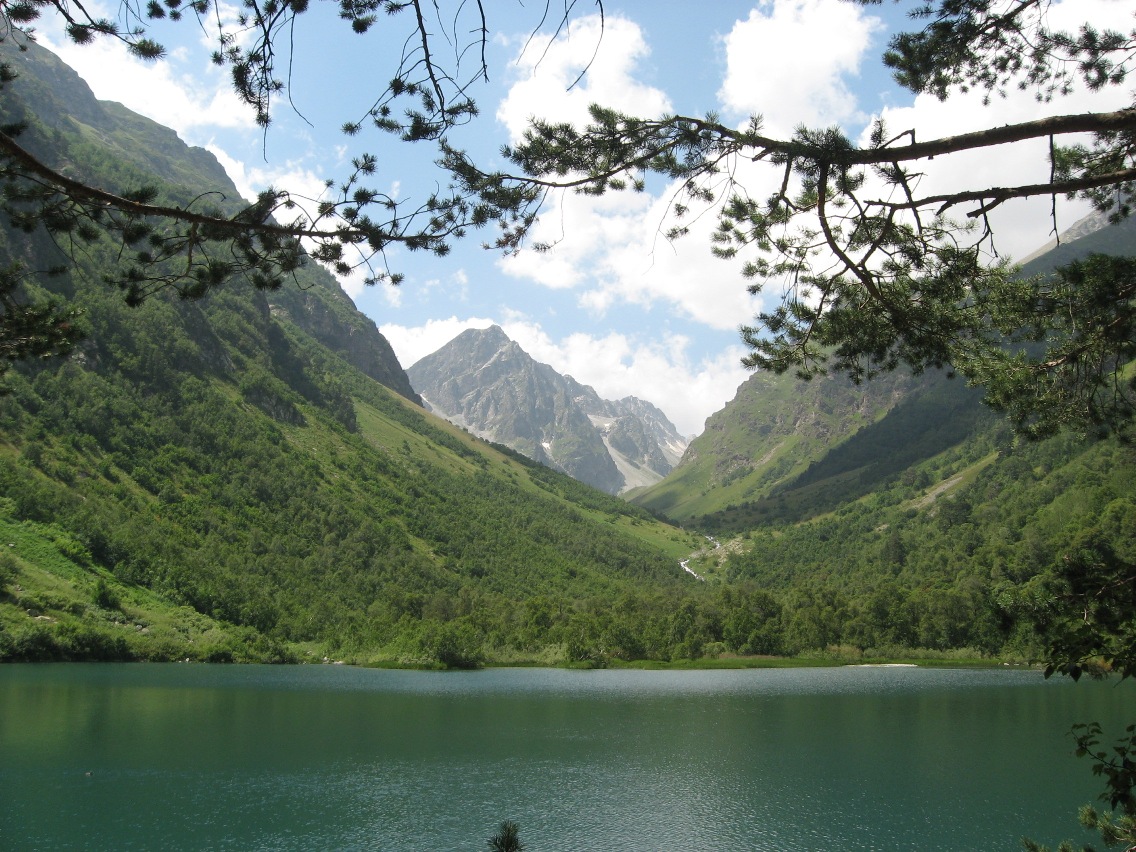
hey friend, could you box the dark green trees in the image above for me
[0,264,82,377]
[0,0,582,302]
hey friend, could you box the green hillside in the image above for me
[631,361,991,528]
[633,209,1136,534]
[622,193,1136,660]
[2,40,1134,672]
[0,41,706,666]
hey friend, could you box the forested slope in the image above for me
[626,209,1136,660]
[631,363,989,528]
[0,41,701,665]
[2,40,1134,670]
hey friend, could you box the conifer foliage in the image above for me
[0,0,580,357]
[454,0,1136,438]
[2,1,1136,438]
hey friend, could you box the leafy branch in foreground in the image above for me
[0,125,538,300]
[1020,518,1136,851]
[0,262,81,368]
[487,820,525,852]
[454,0,1136,438]
[1021,723,1136,852]
[0,0,593,368]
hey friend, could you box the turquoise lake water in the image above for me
[1,663,1132,850]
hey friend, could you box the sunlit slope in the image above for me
[0,40,698,662]
[0,361,696,661]
[633,209,1136,533]
[630,364,989,527]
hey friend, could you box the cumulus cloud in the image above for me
[495,12,772,329]
[206,145,332,205]
[499,179,768,329]
[497,13,672,142]
[380,316,497,370]
[380,315,749,436]
[718,0,885,135]
[497,0,1136,338]
[491,1,886,331]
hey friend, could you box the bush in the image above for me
[418,619,485,669]
[5,623,63,661]
[0,550,19,593]
[54,622,133,661]
[92,578,121,611]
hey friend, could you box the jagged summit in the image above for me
[408,327,688,494]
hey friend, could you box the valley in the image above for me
[0,38,1133,680]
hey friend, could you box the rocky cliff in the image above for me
[407,326,687,493]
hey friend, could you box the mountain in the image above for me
[1016,205,1136,278]
[1015,205,1136,266]
[0,40,702,666]
[407,325,687,493]
[0,39,419,406]
[630,362,988,528]
[631,205,1136,531]
[3,38,1135,670]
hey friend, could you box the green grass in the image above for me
[0,513,290,663]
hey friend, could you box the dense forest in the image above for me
[0,39,1134,677]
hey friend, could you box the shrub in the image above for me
[5,623,63,661]
[418,619,485,669]
[92,578,121,611]
[0,550,19,593]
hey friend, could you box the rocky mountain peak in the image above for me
[408,328,688,493]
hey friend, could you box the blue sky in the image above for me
[39,0,1131,435]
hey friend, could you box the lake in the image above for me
[0,664,1131,850]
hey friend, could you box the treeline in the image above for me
[719,427,1136,661]
[0,59,704,667]
[5,415,1130,668]
[2,37,1133,671]
[2,269,1131,667]
[2,267,1131,668]
[0,261,697,664]
[0,521,1043,667]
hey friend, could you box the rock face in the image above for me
[267,281,421,405]
[407,326,688,493]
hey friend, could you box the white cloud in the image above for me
[719,0,885,135]
[497,13,672,142]
[380,315,749,436]
[498,0,1136,338]
[206,146,329,204]
[495,11,769,330]
[40,32,253,139]
[381,317,497,370]
[492,3,885,335]
[450,269,470,301]
[862,0,1136,261]
[497,163,772,330]
[379,281,402,308]
[498,188,655,289]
